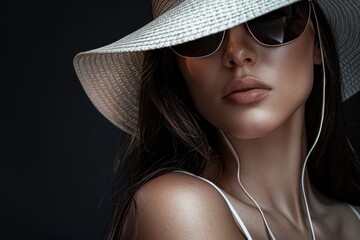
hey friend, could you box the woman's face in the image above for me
[176,22,322,139]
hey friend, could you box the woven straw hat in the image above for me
[73,0,360,134]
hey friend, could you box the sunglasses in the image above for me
[171,0,312,58]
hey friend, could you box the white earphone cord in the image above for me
[220,3,325,239]
[300,3,326,240]
[220,131,277,240]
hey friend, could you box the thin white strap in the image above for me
[175,170,253,240]
[347,204,360,220]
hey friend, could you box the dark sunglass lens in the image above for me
[247,1,310,45]
[171,31,224,57]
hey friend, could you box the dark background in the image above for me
[2,0,151,239]
[1,0,360,239]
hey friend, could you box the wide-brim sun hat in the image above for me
[73,0,360,134]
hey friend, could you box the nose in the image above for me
[222,24,257,68]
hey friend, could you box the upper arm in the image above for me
[131,172,245,240]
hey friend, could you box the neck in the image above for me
[216,107,318,223]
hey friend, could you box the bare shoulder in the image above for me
[341,203,360,239]
[320,201,360,239]
[131,171,244,240]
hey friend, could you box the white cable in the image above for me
[220,131,277,240]
[300,3,326,240]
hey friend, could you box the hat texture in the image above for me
[73,0,360,133]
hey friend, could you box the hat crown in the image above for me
[151,0,184,18]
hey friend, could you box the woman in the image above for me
[73,0,360,239]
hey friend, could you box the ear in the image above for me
[313,41,322,65]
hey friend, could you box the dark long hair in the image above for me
[306,4,360,204]
[106,4,360,239]
[106,44,219,240]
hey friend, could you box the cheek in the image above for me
[274,34,315,104]
[177,59,204,93]
[177,58,229,129]
[176,57,221,106]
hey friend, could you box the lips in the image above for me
[223,76,271,104]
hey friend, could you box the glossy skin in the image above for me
[125,22,360,240]
[128,173,360,240]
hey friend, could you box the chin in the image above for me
[220,121,278,140]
